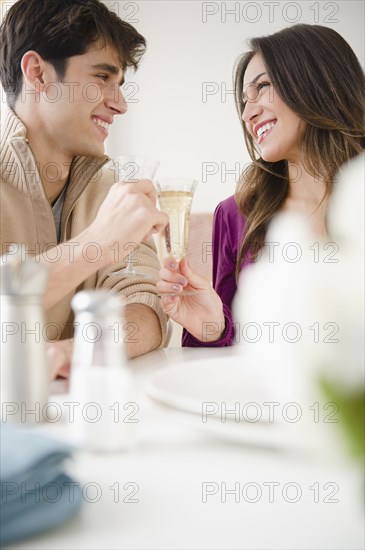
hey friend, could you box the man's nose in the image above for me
[105,85,128,115]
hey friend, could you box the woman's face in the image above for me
[242,54,305,164]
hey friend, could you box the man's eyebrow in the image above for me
[242,72,267,100]
[91,63,125,86]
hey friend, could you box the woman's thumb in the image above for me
[179,256,189,274]
[179,256,208,288]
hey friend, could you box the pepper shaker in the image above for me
[0,246,49,424]
[69,290,136,452]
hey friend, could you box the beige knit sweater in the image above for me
[0,109,168,344]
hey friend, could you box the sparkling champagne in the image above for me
[157,191,193,261]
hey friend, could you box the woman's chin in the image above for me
[260,150,281,163]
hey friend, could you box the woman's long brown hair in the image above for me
[234,24,365,280]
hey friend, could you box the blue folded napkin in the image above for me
[0,423,82,545]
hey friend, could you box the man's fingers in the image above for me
[149,210,168,233]
[120,179,156,203]
[47,340,73,380]
[47,346,69,380]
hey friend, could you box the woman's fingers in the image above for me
[159,266,187,286]
[162,257,179,270]
[156,280,184,295]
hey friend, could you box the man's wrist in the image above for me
[74,226,114,270]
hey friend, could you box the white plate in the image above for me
[145,354,299,448]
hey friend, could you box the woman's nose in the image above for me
[242,98,263,124]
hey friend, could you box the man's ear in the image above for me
[20,50,48,92]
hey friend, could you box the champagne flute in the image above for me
[110,155,159,278]
[154,178,198,296]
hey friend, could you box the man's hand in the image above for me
[40,179,168,311]
[47,339,73,380]
[89,179,168,265]
[47,302,162,380]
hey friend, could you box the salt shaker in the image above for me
[69,290,137,452]
[0,246,49,424]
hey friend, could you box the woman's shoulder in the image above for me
[215,194,240,216]
[214,195,245,231]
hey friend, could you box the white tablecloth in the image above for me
[4,348,364,549]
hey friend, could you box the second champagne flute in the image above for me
[110,155,159,278]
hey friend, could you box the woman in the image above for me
[157,24,365,346]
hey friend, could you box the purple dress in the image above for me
[182,195,250,347]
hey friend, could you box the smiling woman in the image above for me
[156,23,365,348]
[241,55,306,163]
[233,24,365,275]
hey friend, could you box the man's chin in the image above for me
[77,145,106,158]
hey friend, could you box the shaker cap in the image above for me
[71,290,123,317]
[0,244,48,296]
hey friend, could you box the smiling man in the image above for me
[0,0,169,375]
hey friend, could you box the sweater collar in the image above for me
[1,108,110,197]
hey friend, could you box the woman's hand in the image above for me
[157,257,226,342]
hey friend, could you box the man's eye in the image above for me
[97,74,108,82]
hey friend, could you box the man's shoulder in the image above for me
[1,108,27,146]
[0,110,30,193]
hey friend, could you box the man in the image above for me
[0,0,169,376]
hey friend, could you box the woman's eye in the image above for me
[256,81,270,92]
[242,80,271,103]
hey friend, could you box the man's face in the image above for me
[38,43,127,160]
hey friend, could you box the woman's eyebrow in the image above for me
[242,72,267,101]
[244,71,268,87]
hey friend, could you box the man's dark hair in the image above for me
[0,0,146,108]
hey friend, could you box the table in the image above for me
[4,348,364,550]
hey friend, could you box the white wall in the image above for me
[104,0,365,213]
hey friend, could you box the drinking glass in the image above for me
[154,178,198,296]
[110,155,159,278]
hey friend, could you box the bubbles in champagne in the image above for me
[157,191,193,261]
